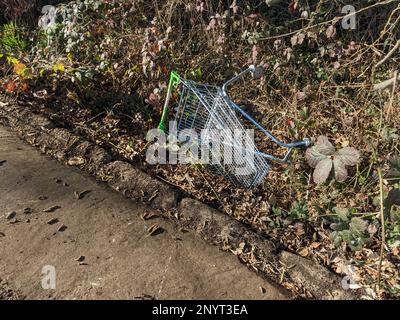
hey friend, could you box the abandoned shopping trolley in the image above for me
[157,65,311,188]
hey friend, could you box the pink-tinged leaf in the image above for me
[290,35,298,47]
[296,91,307,101]
[145,92,160,108]
[305,147,327,168]
[297,33,305,45]
[313,158,332,184]
[315,135,335,156]
[333,157,348,182]
[326,25,336,39]
[305,135,335,168]
[367,223,378,235]
[335,147,359,166]
[288,1,296,14]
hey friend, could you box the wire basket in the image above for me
[157,65,311,188]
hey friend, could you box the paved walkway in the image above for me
[0,125,289,299]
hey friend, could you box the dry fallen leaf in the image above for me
[46,218,59,225]
[294,222,305,236]
[75,255,85,262]
[309,242,321,249]
[33,89,48,99]
[147,190,159,203]
[232,242,246,255]
[5,211,16,220]
[268,194,277,206]
[67,157,85,166]
[146,224,164,236]
[3,81,16,93]
[23,208,33,214]
[141,212,158,220]
[74,190,91,200]
[43,205,61,213]
[326,25,337,39]
[298,247,309,257]
[57,224,67,232]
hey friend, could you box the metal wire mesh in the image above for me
[171,79,270,188]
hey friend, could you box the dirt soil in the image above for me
[0,124,290,300]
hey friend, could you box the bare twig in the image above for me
[373,71,400,91]
[375,40,400,68]
[259,0,397,41]
[377,168,386,298]
[386,70,398,119]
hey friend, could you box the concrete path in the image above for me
[0,125,289,300]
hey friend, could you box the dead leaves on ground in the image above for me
[23,207,32,214]
[2,80,29,93]
[57,224,67,232]
[46,217,59,225]
[146,223,164,236]
[5,211,16,220]
[74,190,91,200]
[75,255,87,265]
[67,156,85,166]
[140,212,158,220]
[2,81,16,93]
[75,255,85,262]
[43,205,61,213]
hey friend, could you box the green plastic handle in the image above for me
[158,71,180,132]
